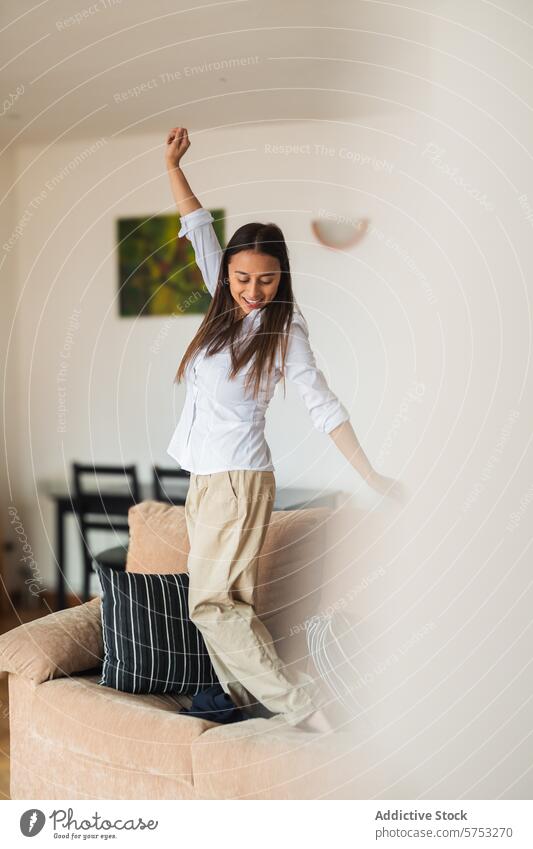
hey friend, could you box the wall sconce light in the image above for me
[311,216,369,250]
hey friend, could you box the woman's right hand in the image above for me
[165,126,190,169]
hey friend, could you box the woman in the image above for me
[165,127,403,733]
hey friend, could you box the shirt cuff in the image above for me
[322,406,350,434]
[178,207,214,238]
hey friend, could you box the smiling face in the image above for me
[227,250,281,318]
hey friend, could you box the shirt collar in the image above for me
[242,308,263,327]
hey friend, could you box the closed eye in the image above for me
[236,275,277,283]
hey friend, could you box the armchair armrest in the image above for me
[0,596,103,683]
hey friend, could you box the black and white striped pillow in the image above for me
[95,566,218,695]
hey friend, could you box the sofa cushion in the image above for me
[253,508,330,669]
[12,673,355,800]
[28,673,216,799]
[191,715,356,800]
[126,501,189,573]
[96,566,218,695]
[126,500,331,672]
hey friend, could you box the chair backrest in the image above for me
[72,462,141,600]
[152,464,190,503]
[72,462,140,574]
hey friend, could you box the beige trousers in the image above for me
[184,469,325,726]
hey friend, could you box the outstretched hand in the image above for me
[366,471,408,503]
[165,126,191,169]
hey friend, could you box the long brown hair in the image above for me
[175,220,295,399]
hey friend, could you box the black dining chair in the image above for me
[91,465,191,585]
[72,462,141,602]
[152,464,190,503]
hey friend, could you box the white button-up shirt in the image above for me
[166,207,350,474]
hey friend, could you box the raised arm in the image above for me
[177,208,223,297]
[165,126,201,217]
[165,126,223,297]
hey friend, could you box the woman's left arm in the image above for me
[284,310,405,501]
[328,419,405,500]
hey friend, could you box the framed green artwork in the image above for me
[117,210,225,316]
